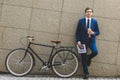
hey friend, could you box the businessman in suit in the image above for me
[75,7,100,79]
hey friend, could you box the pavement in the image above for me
[0,73,119,80]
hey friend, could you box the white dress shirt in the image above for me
[86,17,91,28]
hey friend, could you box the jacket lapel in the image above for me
[91,18,95,29]
[83,18,87,29]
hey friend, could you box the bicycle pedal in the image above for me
[39,66,49,71]
[39,66,44,71]
[43,66,50,70]
[39,67,42,72]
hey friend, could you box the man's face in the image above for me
[85,9,93,18]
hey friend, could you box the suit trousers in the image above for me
[80,38,98,75]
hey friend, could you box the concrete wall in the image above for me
[0,0,120,77]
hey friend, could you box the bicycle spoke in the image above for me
[6,48,33,76]
[52,50,79,78]
[57,53,64,62]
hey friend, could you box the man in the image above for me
[75,7,100,79]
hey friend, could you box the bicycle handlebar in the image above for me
[27,36,34,42]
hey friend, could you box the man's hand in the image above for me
[88,28,94,35]
[77,41,82,48]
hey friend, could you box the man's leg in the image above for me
[87,42,98,66]
[89,42,98,59]
[80,53,89,78]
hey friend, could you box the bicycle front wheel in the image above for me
[51,50,79,78]
[5,48,34,76]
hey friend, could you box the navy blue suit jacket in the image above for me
[76,18,100,45]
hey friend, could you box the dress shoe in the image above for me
[87,55,91,66]
[83,74,89,79]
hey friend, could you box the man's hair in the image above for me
[85,7,93,13]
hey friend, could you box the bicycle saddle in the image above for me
[51,40,61,44]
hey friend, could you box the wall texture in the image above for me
[0,0,120,77]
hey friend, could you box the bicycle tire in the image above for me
[51,49,79,78]
[5,48,34,76]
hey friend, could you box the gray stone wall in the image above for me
[0,0,120,77]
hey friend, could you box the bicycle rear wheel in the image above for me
[51,50,79,78]
[5,48,34,76]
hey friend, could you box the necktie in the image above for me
[87,19,91,38]
[87,19,89,28]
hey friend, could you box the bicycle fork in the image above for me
[19,48,28,63]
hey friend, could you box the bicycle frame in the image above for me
[21,36,76,68]
[24,41,57,67]
[6,35,79,78]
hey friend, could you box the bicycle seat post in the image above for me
[53,43,58,47]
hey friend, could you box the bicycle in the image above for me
[5,36,79,78]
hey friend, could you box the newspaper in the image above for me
[77,44,86,53]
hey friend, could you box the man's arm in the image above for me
[88,20,100,36]
[94,20,100,36]
[76,20,81,42]
[76,20,82,48]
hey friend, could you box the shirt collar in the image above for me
[86,17,91,20]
